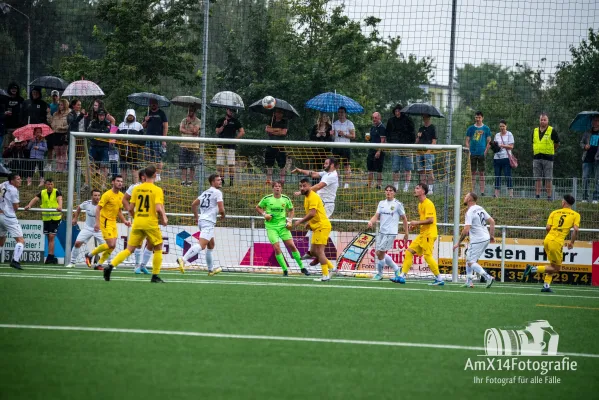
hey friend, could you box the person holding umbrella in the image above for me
[386,104,415,192]
[142,98,168,182]
[265,108,288,185]
[415,114,437,194]
[215,108,245,187]
[20,86,49,126]
[580,114,599,204]
[2,83,24,152]
[179,107,201,186]
[332,106,356,189]
[49,90,60,116]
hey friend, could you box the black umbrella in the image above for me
[127,92,171,108]
[29,76,69,91]
[170,95,202,108]
[400,103,444,118]
[249,97,300,119]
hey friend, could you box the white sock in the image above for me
[70,246,80,264]
[183,244,201,262]
[206,249,214,271]
[393,181,399,190]
[13,242,24,262]
[384,254,399,272]
[435,274,443,281]
[376,259,384,275]
[466,264,473,283]
[140,247,153,268]
[134,248,142,266]
[399,272,406,278]
[429,184,434,192]
[471,263,491,279]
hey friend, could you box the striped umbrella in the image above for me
[62,80,105,97]
[305,92,364,114]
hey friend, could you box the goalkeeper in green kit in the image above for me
[256,181,311,276]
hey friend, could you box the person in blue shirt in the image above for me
[465,111,492,196]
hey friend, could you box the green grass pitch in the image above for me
[1,265,598,400]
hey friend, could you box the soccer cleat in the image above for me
[522,264,534,281]
[300,268,311,276]
[134,267,142,274]
[84,253,93,268]
[65,263,75,269]
[390,276,406,284]
[10,260,23,270]
[208,267,222,276]
[283,269,289,277]
[177,257,185,274]
[300,252,313,260]
[462,282,474,288]
[103,265,114,281]
[372,274,383,281]
[541,287,554,293]
[151,275,165,283]
[394,269,401,278]
[309,258,319,266]
[485,276,495,288]
[429,279,445,286]
[140,266,150,275]
[44,257,53,265]
[94,265,104,271]
[314,276,330,282]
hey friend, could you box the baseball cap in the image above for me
[51,90,59,96]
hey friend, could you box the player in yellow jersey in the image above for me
[390,182,444,285]
[85,175,130,270]
[523,194,580,293]
[294,178,335,281]
[104,165,172,282]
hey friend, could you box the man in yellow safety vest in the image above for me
[532,113,560,200]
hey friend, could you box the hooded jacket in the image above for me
[20,86,48,125]
[3,82,24,129]
[117,109,145,146]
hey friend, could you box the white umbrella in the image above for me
[209,91,244,110]
[62,80,105,97]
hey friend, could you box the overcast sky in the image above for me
[333,0,599,85]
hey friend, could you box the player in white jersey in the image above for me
[0,174,25,270]
[178,174,225,275]
[123,169,154,274]
[291,156,340,266]
[66,189,105,269]
[453,192,496,288]
[367,185,409,280]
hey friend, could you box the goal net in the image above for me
[67,133,468,280]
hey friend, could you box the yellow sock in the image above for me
[327,260,334,271]
[402,251,414,274]
[537,265,546,274]
[91,243,109,256]
[424,254,440,276]
[98,248,114,265]
[321,262,329,277]
[152,250,163,275]
[110,249,131,268]
[544,274,553,285]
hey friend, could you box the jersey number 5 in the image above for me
[137,194,150,213]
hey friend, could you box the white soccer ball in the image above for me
[262,96,276,110]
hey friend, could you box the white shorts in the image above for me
[0,215,23,238]
[376,233,396,252]
[324,203,335,218]
[198,220,215,241]
[76,227,105,245]
[466,240,490,263]
[216,148,236,166]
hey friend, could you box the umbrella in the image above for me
[305,92,364,114]
[400,103,444,118]
[249,97,300,119]
[127,92,171,108]
[29,76,69,91]
[13,124,54,141]
[63,80,105,97]
[210,91,244,110]
[569,111,599,133]
[171,95,202,108]
[0,89,8,97]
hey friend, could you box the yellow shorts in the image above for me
[100,219,118,240]
[409,235,436,256]
[311,228,331,245]
[128,227,163,248]
[544,239,563,266]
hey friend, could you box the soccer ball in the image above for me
[262,96,276,110]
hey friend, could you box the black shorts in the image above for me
[367,150,385,172]
[332,148,351,162]
[179,147,198,169]
[470,155,486,173]
[265,146,287,168]
[43,220,61,234]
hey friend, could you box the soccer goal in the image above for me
[65,132,467,281]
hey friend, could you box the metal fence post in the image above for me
[500,226,506,283]
[572,177,578,210]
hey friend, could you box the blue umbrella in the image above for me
[569,111,599,133]
[127,92,171,108]
[305,92,364,114]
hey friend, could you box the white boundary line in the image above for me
[2,272,599,300]
[1,323,597,359]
